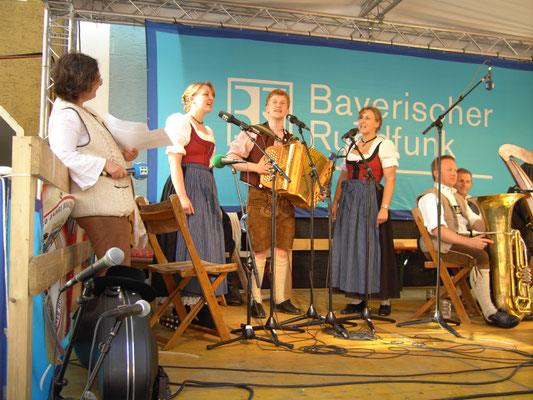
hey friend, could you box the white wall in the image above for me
[79,21,110,116]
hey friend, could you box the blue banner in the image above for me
[146,21,533,210]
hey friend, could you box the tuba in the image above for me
[472,194,532,319]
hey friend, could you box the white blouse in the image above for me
[48,107,106,191]
[341,136,399,171]
[418,183,481,235]
[164,113,215,155]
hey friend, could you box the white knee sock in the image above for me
[274,257,290,305]
[250,258,266,303]
[470,267,497,319]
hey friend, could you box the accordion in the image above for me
[260,142,333,208]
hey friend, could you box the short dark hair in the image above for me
[457,168,472,177]
[51,52,99,103]
[430,155,455,181]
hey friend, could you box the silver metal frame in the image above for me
[39,0,533,136]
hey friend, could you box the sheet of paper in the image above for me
[103,113,172,151]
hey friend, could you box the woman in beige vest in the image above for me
[48,52,137,265]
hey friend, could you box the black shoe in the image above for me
[194,304,216,329]
[225,283,244,306]
[486,310,520,329]
[378,304,391,316]
[274,299,301,315]
[522,313,533,322]
[340,301,365,314]
[251,300,266,318]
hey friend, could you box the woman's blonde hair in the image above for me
[181,82,215,112]
[359,106,383,131]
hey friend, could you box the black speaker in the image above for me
[73,267,158,400]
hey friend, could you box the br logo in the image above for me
[225,78,293,145]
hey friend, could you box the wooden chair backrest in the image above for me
[136,194,202,268]
[411,207,439,263]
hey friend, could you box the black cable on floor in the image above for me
[168,379,254,400]
[436,389,533,400]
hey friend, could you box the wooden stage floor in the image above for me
[63,288,533,399]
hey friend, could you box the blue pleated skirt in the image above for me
[174,163,227,297]
[332,179,381,295]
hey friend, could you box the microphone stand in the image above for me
[289,148,357,336]
[220,122,303,348]
[336,138,395,335]
[279,126,359,334]
[50,280,95,400]
[395,67,491,336]
[79,317,124,400]
[251,131,305,345]
[207,167,277,349]
[280,125,324,326]
[323,155,354,338]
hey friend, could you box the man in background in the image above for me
[455,168,479,214]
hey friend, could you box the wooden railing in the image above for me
[7,136,93,400]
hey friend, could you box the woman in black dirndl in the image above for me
[332,106,400,316]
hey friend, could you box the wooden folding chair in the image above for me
[411,207,481,325]
[136,195,237,350]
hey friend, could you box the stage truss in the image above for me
[39,0,533,137]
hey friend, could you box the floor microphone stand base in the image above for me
[337,306,395,335]
[207,265,283,350]
[281,304,321,326]
[397,310,460,337]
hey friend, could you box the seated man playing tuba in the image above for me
[417,155,520,329]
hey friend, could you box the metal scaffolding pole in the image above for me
[42,0,533,62]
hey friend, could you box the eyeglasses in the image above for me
[95,76,103,84]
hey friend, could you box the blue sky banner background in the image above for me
[146,21,533,211]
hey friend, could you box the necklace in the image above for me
[360,136,377,145]
[190,115,203,125]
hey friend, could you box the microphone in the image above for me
[328,152,346,161]
[218,111,250,131]
[286,114,309,131]
[127,162,148,179]
[485,61,494,91]
[59,247,124,293]
[101,162,148,180]
[100,299,151,320]
[211,154,247,168]
[331,321,350,339]
[341,127,359,140]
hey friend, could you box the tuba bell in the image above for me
[472,193,532,319]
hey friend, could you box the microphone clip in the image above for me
[341,127,359,141]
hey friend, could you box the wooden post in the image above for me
[7,137,36,399]
[5,136,90,399]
